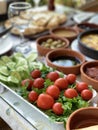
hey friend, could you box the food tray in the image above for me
[1,77,97,130]
[4,9,67,40]
[0,52,97,130]
[0,82,65,130]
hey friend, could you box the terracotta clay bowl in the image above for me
[66,107,98,130]
[36,35,69,56]
[80,60,98,92]
[50,26,79,43]
[46,48,85,75]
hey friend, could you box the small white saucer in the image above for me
[71,39,94,61]
[0,34,13,55]
[89,14,98,24]
[73,12,95,23]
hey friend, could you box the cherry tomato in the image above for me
[81,89,93,101]
[46,71,59,81]
[46,85,60,99]
[52,102,64,115]
[37,93,54,110]
[54,78,68,90]
[33,78,44,89]
[31,69,41,79]
[64,88,78,98]
[28,90,38,102]
[76,82,88,93]
[21,79,33,91]
[66,74,76,84]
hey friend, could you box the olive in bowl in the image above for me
[80,60,98,92]
[36,35,69,56]
[78,29,98,60]
[50,26,79,43]
[66,107,98,130]
[46,48,85,75]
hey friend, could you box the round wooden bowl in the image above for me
[36,35,69,56]
[66,107,98,130]
[50,26,79,43]
[46,48,85,75]
[80,60,98,92]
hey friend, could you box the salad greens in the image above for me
[45,95,88,127]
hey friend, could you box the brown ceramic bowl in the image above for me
[80,60,98,92]
[50,26,79,43]
[46,48,85,75]
[66,107,98,130]
[36,35,69,56]
[74,22,98,32]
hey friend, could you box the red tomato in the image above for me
[46,71,59,81]
[54,78,68,90]
[33,78,44,89]
[31,69,41,79]
[52,102,64,115]
[81,89,93,101]
[76,82,88,93]
[21,79,33,91]
[28,91,38,102]
[46,85,60,99]
[64,88,78,98]
[66,74,76,84]
[37,93,54,110]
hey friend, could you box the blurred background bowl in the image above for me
[50,26,79,43]
[74,22,98,32]
[36,35,69,56]
[46,48,85,75]
[66,107,98,130]
[78,29,98,60]
[80,60,98,92]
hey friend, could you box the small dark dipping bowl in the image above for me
[74,22,98,32]
[78,29,98,60]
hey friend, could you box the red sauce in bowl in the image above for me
[86,66,98,80]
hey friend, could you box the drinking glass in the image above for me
[33,0,41,8]
[8,2,32,54]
